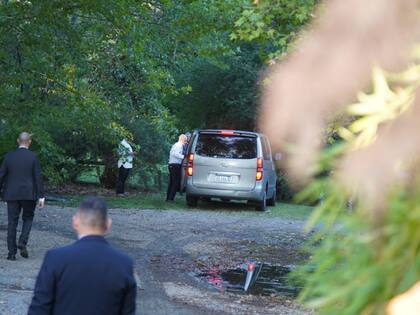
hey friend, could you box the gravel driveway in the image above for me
[0,203,312,315]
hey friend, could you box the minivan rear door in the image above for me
[261,135,277,193]
[181,131,198,191]
[191,132,257,191]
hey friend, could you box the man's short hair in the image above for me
[78,197,108,230]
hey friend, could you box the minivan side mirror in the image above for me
[273,153,282,161]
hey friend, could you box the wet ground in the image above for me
[196,263,301,297]
[0,202,313,315]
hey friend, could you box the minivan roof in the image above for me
[196,129,260,137]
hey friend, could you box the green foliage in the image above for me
[294,57,420,314]
[296,183,420,315]
[0,0,137,184]
[168,45,262,130]
[232,0,317,59]
[0,0,221,186]
[0,0,316,190]
[276,169,299,202]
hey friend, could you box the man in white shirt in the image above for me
[166,134,187,201]
[116,139,134,196]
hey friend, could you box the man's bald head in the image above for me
[17,132,32,147]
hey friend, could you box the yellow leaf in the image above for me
[372,66,392,96]
[338,127,355,142]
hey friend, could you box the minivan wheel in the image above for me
[255,192,267,212]
[267,189,277,207]
[186,195,198,207]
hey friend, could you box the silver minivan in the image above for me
[182,129,277,211]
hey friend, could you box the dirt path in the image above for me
[0,204,312,315]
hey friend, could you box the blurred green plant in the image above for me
[294,46,420,314]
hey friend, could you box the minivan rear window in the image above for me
[195,134,257,159]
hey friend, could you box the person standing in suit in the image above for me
[28,196,137,315]
[0,132,45,261]
[166,134,187,202]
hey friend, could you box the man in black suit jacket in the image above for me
[28,196,137,315]
[0,132,45,260]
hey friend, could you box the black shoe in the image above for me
[19,247,29,259]
[7,254,16,261]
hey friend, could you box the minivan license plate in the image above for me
[214,175,235,183]
[219,176,231,183]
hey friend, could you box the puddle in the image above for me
[195,263,301,297]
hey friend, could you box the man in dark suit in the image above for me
[0,132,45,261]
[28,196,137,315]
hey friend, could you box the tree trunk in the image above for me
[100,155,117,189]
[157,169,162,191]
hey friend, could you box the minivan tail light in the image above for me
[187,154,194,176]
[256,158,263,181]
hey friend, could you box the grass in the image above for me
[47,193,314,220]
[266,202,314,220]
[76,167,102,184]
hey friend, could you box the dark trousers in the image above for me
[166,164,182,201]
[116,166,130,194]
[7,200,36,255]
